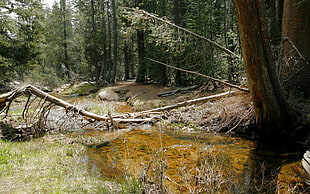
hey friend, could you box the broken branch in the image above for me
[147,58,249,92]
[125,7,240,58]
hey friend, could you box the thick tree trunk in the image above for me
[233,0,296,136]
[282,0,310,100]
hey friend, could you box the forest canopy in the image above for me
[0,0,244,89]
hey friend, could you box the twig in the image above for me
[226,107,254,134]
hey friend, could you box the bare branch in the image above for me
[147,58,249,92]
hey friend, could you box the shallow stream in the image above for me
[62,93,304,192]
[68,124,303,192]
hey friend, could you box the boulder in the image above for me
[98,88,119,101]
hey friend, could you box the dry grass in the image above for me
[165,92,256,136]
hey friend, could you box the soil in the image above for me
[102,80,192,101]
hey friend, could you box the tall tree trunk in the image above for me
[124,44,130,80]
[135,0,146,83]
[269,0,283,45]
[89,0,100,83]
[233,0,296,136]
[60,0,70,78]
[106,2,113,84]
[225,1,237,83]
[282,0,310,100]
[136,30,146,83]
[173,0,186,87]
[111,0,117,83]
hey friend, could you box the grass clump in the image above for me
[0,136,118,193]
[121,177,143,194]
[63,82,97,95]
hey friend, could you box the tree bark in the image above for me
[233,0,296,136]
[282,0,310,100]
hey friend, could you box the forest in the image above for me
[1,0,310,193]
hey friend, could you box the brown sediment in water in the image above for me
[85,127,257,192]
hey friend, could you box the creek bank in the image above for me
[1,81,309,193]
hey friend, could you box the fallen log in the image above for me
[157,88,180,97]
[0,85,150,123]
[1,85,237,127]
[141,91,237,113]
[157,85,200,97]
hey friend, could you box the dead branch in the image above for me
[147,58,249,92]
[157,86,200,97]
[125,7,240,58]
[157,88,181,97]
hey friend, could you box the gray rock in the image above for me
[98,88,119,101]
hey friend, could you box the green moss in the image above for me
[63,83,97,95]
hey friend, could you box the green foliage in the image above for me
[0,0,45,84]
[1,0,243,87]
[23,65,64,88]
[121,0,242,86]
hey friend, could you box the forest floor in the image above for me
[90,80,255,136]
[67,80,256,134]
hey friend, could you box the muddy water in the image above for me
[59,94,303,192]
[81,127,303,193]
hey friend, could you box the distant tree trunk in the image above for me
[158,58,168,86]
[106,4,113,84]
[130,50,135,79]
[233,0,296,136]
[282,0,310,100]
[111,0,117,83]
[124,44,130,80]
[225,1,237,83]
[136,30,146,83]
[173,0,186,87]
[60,0,70,78]
[89,0,100,83]
[269,0,283,45]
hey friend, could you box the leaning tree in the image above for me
[233,0,298,137]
